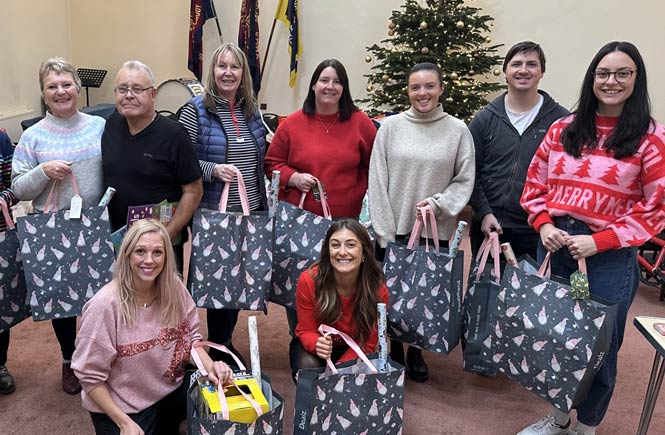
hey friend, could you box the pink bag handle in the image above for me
[536,252,587,278]
[44,173,81,213]
[475,232,501,283]
[318,324,378,375]
[190,341,264,421]
[0,198,14,230]
[297,177,331,219]
[406,204,439,252]
[219,167,250,215]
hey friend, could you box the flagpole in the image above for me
[260,2,282,83]
[210,0,224,44]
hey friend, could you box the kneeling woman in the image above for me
[72,220,232,435]
[291,219,389,380]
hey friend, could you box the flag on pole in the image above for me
[238,0,261,95]
[188,0,216,80]
[275,0,301,88]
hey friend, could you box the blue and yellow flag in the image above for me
[275,0,301,88]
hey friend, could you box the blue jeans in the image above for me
[538,216,639,426]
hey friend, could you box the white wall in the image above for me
[3,0,665,141]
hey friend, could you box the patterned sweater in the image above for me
[12,111,105,211]
[71,282,203,414]
[521,115,665,252]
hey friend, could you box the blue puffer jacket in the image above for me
[190,95,268,210]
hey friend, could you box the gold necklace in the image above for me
[316,114,339,133]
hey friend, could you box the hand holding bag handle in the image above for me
[297,177,332,219]
[536,252,587,278]
[318,324,379,375]
[475,232,501,283]
[0,197,15,230]
[43,172,81,213]
[190,341,264,421]
[406,204,440,252]
[218,167,251,215]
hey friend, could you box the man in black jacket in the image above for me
[469,41,569,260]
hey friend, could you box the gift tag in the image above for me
[312,181,327,202]
[570,270,590,299]
[69,195,82,219]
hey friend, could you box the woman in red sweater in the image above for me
[518,41,665,435]
[291,219,389,381]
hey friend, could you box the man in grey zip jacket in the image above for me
[469,41,569,259]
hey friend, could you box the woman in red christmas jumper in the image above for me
[518,41,665,435]
[290,219,389,381]
[264,58,377,349]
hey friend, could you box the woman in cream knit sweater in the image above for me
[368,62,475,382]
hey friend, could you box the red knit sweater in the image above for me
[521,115,665,252]
[295,267,390,364]
[264,109,376,218]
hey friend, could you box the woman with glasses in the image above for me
[518,41,665,435]
[11,57,105,395]
[178,42,267,367]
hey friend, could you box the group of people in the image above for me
[0,37,663,435]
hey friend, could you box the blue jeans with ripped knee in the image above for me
[538,216,639,426]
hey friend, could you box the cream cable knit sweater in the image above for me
[368,104,475,248]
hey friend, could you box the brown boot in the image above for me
[62,362,82,394]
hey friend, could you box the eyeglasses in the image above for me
[114,86,154,95]
[592,69,635,83]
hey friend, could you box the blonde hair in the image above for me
[114,219,183,328]
[204,42,258,119]
[39,57,81,92]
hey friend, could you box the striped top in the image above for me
[0,130,18,232]
[179,96,262,211]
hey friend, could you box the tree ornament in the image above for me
[420,21,428,30]
[421,47,430,55]
[382,74,390,82]
[467,24,473,30]
[469,70,475,75]
[445,97,454,103]
[493,68,501,76]
[367,84,373,92]
[456,21,465,29]
[388,21,397,30]
[364,55,372,63]
[388,29,396,36]
[450,72,459,80]
[485,36,492,44]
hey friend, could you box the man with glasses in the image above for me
[468,41,569,261]
[101,60,202,268]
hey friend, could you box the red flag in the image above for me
[238,0,261,95]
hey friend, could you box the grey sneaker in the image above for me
[516,415,571,435]
[0,365,16,394]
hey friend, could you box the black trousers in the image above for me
[89,372,191,435]
[0,329,8,366]
[290,338,348,380]
[52,317,77,360]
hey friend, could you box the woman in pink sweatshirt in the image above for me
[72,219,232,435]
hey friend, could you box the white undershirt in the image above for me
[506,94,544,135]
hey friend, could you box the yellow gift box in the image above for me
[198,372,269,424]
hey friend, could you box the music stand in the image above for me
[77,68,107,107]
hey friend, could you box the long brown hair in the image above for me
[314,219,384,347]
[114,219,184,328]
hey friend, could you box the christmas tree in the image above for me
[360,0,504,122]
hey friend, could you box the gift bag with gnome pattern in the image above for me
[462,232,502,375]
[481,253,618,412]
[17,175,114,321]
[0,198,30,332]
[189,168,273,311]
[271,178,333,308]
[187,338,284,434]
[382,205,464,354]
[294,325,405,435]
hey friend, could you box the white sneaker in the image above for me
[516,415,571,435]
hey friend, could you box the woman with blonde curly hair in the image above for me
[72,219,231,435]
